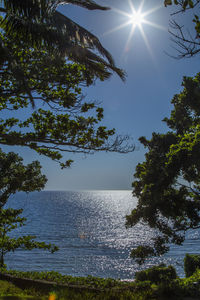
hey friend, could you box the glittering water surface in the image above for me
[4,190,200,279]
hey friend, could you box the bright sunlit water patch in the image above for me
[5,191,200,279]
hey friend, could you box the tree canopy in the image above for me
[0,0,125,80]
[126,73,200,264]
[0,32,134,168]
[0,149,47,207]
[0,0,132,269]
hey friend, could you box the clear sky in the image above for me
[5,0,200,190]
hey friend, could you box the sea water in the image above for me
[4,190,200,279]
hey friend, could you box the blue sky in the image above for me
[6,0,200,190]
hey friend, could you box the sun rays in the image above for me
[103,0,166,57]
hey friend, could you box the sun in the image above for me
[129,11,145,27]
[103,0,165,56]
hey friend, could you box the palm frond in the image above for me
[2,0,53,19]
[1,0,125,80]
[55,0,110,11]
[65,45,125,80]
[53,11,115,66]
[1,0,109,17]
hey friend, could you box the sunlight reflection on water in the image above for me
[5,190,200,279]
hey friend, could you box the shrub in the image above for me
[184,253,200,277]
[135,264,177,284]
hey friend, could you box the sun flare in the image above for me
[103,0,165,57]
[130,11,145,27]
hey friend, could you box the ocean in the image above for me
[4,190,200,279]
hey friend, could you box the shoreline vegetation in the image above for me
[1,258,200,300]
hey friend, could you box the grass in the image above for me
[0,279,154,300]
[0,270,130,290]
[0,280,46,299]
[1,268,200,299]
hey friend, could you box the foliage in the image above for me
[164,0,200,58]
[0,270,154,299]
[164,0,196,8]
[0,0,125,80]
[160,269,200,299]
[184,253,200,277]
[0,279,153,300]
[0,208,58,267]
[136,267,200,299]
[0,132,57,271]
[126,73,200,263]
[0,32,133,168]
[135,264,177,284]
[2,265,200,300]
[4,261,200,299]
[55,287,154,300]
[0,1,131,278]
[0,1,131,170]
[180,269,200,297]
[0,279,46,299]
[0,149,47,207]
[2,270,200,300]
[0,269,128,289]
